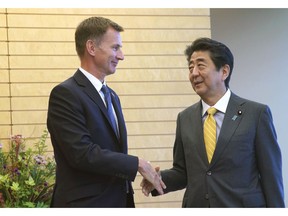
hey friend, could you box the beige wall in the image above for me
[0,8,210,207]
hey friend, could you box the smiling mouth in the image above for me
[112,61,118,67]
[194,81,202,87]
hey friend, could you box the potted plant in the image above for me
[0,130,56,207]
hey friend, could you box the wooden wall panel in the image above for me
[12,111,46,124]
[7,14,210,29]
[0,29,7,40]
[12,124,47,138]
[0,126,11,150]
[8,28,210,42]
[129,148,173,162]
[7,8,209,16]
[126,122,176,136]
[0,15,6,26]
[9,55,189,69]
[10,68,188,82]
[128,134,175,149]
[120,94,200,108]
[10,69,74,83]
[10,82,193,96]
[123,108,184,121]
[9,42,188,55]
[11,97,49,110]
[0,98,10,110]
[0,8,211,208]
[0,56,8,69]
[12,108,182,124]
[10,95,199,110]
[0,9,10,145]
[0,112,10,124]
[0,84,9,96]
[0,42,7,54]
[0,70,9,82]
[10,83,56,96]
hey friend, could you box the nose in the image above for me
[189,67,199,77]
[191,66,200,76]
[117,49,124,60]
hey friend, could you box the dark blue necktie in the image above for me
[101,85,119,138]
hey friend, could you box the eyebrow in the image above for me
[189,57,206,65]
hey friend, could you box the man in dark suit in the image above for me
[141,38,285,207]
[47,16,165,207]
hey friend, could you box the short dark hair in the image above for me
[184,37,234,88]
[75,16,124,58]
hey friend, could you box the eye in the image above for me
[189,66,194,72]
[198,64,205,70]
[112,45,121,51]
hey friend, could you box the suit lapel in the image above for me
[73,70,121,142]
[73,70,107,113]
[189,101,209,163]
[210,93,246,165]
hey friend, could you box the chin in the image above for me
[194,87,204,96]
[109,70,116,75]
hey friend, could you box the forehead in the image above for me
[100,27,122,44]
[189,50,211,63]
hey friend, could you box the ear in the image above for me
[221,64,230,81]
[86,40,96,56]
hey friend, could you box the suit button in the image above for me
[207,171,212,176]
[205,194,209,200]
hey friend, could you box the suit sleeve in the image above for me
[152,112,187,196]
[255,105,285,207]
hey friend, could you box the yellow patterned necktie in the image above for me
[204,107,217,163]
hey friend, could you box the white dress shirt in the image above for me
[201,89,231,140]
[79,67,119,131]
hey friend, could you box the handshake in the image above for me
[138,158,166,196]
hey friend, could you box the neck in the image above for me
[81,63,106,83]
[202,88,227,106]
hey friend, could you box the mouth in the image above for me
[111,61,118,67]
[193,81,203,87]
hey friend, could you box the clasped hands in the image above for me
[138,158,165,196]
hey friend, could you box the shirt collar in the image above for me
[201,89,231,116]
[79,67,106,92]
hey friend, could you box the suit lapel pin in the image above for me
[232,110,242,121]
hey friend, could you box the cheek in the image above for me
[189,72,193,81]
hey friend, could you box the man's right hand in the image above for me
[138,158,166,195]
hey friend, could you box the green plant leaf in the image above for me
[23,202,35,208]
[0,174,9,183]
[25,176,35,186]
[11,182,20,191]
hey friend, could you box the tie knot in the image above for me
[207,107,217,115]
[101,85,109,94]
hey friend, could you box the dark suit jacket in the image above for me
[154,93,284,207]
[47,70,138,207]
